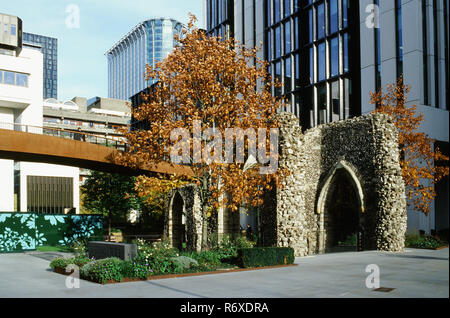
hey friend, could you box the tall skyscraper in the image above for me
[106,18,183,101]
[206,0,449,236]
[22,32,58,99]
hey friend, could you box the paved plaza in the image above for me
[0,248,448,298]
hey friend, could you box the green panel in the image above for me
[35,214,104,247]
[0,212,104,253]
[0,213,36,253]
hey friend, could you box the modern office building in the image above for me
[106,18,184,101]
[1,12,79,214]
[205,0,449,235]
[22,32,58,99]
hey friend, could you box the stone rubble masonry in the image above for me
[165,112,407,257]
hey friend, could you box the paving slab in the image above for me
[0,248,448,298]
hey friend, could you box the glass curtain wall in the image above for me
[265,0,359,129]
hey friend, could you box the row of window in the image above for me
[44,117,124,130]
[0,70,29,87]
[1,22,17,36]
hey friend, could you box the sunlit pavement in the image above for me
[0,248,448,298]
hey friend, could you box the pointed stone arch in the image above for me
[316,161,366,253]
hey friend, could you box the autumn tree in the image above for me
[370,76,449,215]
[116,15,287,250]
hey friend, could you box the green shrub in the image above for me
[80,257,124,284]
[338,233,357,246]
[171,256,199,270]
[405,234,446,249]
[50,255,94,270]
[237,247,295,268]
[50,257,73,269]
[121,259,154,279]
[213,235,256,260]
[135,239,182,275]
[180,250,223,268]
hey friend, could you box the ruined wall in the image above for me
[275,112,407,256]
[164,185,203,251]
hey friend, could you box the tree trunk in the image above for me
[201,203,208,251]
[108,215,112,242]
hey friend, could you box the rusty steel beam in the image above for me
[0,129,193,177]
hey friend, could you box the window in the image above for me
[331,80,339,115]
[285,56,291,92]
[284,21,291,54]
[342,0,348,28]
[330,37,339,77]
[317,3,325,40]
[274,0,281,23]
[308,8,314,43]
[318,42,326,81]
[343,33,349,73]
[330,0,338,34]
[309,47,314,84]
[275,26,281,58]
[4,71,15,85]
[11,24,16,36]
[274,61,282,96]
[284,0,291,18]
[295,53,301,90]
[16,73,28,87]
[317,84,327,123]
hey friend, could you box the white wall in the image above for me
[1,46,80,213]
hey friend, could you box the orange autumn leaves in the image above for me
[370,76,449,215]
[116,14,288,213]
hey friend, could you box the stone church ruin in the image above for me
[164,112,407,256]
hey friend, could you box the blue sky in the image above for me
[1,0,204,101]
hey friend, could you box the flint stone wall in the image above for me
[164,185,203,252]
[261,112,407,256]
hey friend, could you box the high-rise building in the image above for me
[206,0,449,236]
[22,32,58,99]
[106,18,183,101]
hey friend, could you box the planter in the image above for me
[53,266,75,276]
[55,263,298,285]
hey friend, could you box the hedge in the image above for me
[237,247,295,268]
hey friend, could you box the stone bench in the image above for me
[88,241,137,261]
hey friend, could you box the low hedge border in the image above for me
[237,247,295,268]
[54,263,298,284]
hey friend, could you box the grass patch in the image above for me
[36,245,73,253]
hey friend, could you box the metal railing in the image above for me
[0,122,128,151]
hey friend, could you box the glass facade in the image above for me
[206,0,233,39]
[22,32,58,99]
[206,0,361,130]
[106,18,183,101]
[265,0,360,129]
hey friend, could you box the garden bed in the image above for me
[53,263,298,285]
[49,238,296,285]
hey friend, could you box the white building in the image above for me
[1,12,79,214]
